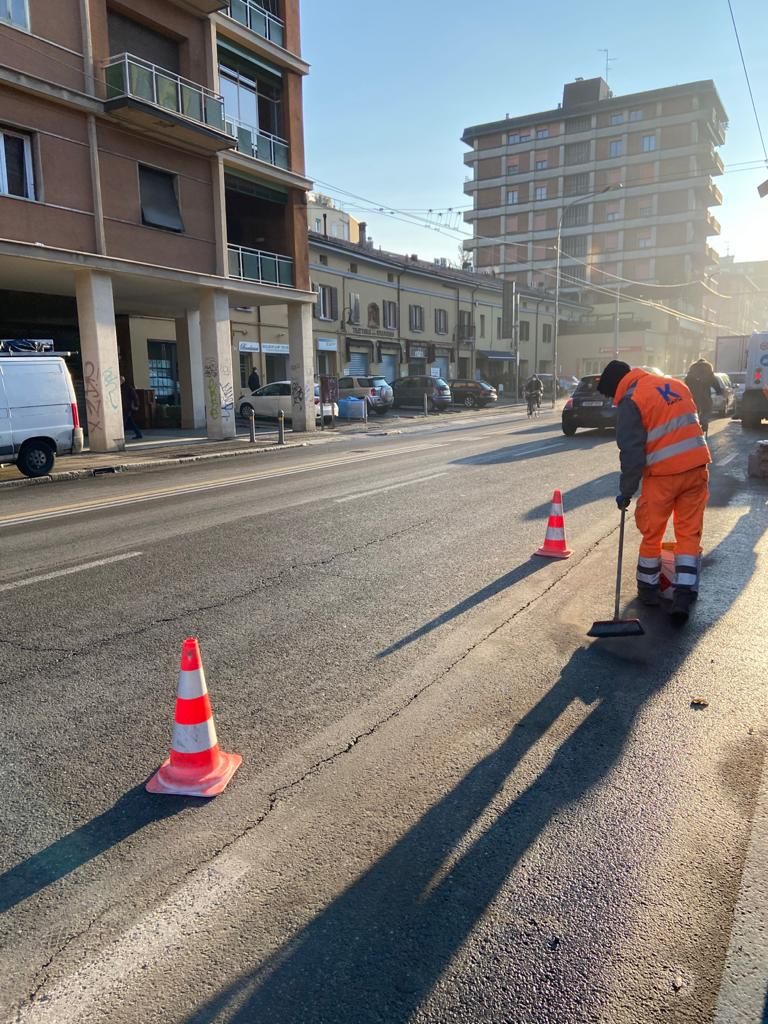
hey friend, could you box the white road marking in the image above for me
[0,552,143,592]
[15,855,251,1024]
[713,764,768,1023]
[716,453,737,466]
[335,472,448,503]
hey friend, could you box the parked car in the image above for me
[710,372,735,418]
[336,375,394,415]
[391,375,452,411]
[559,375,580,394]
[449,379,497,408]
[0,355,84,476]
[729,371,746,415]
[238,381,337,424]
[561,374,616,436]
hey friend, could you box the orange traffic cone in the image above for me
[147,637,241,798]
[534,489,572,559]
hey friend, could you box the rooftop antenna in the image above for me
[598,49,616,83]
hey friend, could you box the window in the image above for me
[506,189,519,205]
[519,321,530,341]
[350,262,358,273]
[314,217,322,232]
[536,128,549,139]
[638,233,653,249]
[533,212,547,230]
[318,253,328,265]
[563,204,589,227]
[565,141,590,165]
[409,304,424,331]
[479,313,486,337]
[383,300,398,330]
[314,283,338,320]
[542,324,552,344]
[507,132,530,145]
[1,0,28,29]
[139,165,183,232]
[219,50,282,139]
[497,317,502,337]
[610,113,624,126]
[562,235,588,257]
[0,129,35,199]
[349,292,361,324]
[642,134,656,152]
[535,159,548,170]
[629,109,643,122]
[609,139,624,157]
[566,115,591,133]
[435,308,448,334]
[458,310,473,339]
[535,186,547,201]
[564,172,589,196]
[606,210,620,222]
[639,204,653,218]
[387,272,395,283]
[507,161,519,174]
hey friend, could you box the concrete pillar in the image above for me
[199,289,236,440]
[287,301,316,433]
[176,311,206,429]
[75,269,125,452]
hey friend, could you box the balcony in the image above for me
[104,54,235,152]
[703,117,726,147]
[705,244,720,266]
[225,116,289,170]
[706,147,725,176]
[706,211,721,236]
[224,0,284,48]
[228,244,293,286]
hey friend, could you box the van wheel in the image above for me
[17,441,55,477]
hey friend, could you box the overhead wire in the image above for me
[726,0,768,165]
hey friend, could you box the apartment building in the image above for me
[463,77,727,371]
[253,232,584,390]
[307,192,360,243]
[0,0,315,450]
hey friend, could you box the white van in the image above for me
[741,332,768,430]
[0,356,84,477]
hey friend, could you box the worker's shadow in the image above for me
[182,482,767,1024]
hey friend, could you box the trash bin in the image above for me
[338,396,366,420]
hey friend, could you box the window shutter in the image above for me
[330,287,338,321]
[311,282,320,319]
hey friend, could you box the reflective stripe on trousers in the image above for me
[675,553,699,592]
[636,555,661,587]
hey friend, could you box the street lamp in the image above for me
[552,184,621,407]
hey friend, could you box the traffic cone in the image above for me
[534,489,572,559]
[147,637,241,797]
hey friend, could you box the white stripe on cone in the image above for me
[171,719,218,755]
[177,667,208,700]
[544,527,565,541]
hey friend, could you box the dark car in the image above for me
[449,379,498,409]
[391,375,452,411]
[561,374,616,436]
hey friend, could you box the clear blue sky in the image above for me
[302,0,767,264]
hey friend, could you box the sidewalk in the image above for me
[0,400,553,489]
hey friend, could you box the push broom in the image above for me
[588,506,645,639]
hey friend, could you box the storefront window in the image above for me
[147,340,179,405]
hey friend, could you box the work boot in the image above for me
[637,584,660,607]
[669,589,695,626]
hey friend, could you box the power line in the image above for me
[726,0,768,164]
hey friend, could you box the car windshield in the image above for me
[434,378,449,388]
[367,377,389,387]
[574,377,601,395]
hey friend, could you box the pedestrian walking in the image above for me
[596,360,711,625]
[684,358,718,434]
[120,376,143,440]
[247,366,261,392]
[497,381,504,401]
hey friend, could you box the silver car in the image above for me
[336,375,394,415]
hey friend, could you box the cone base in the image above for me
[146,750,242,798]
[534,546,572,559]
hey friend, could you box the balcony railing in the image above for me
[225,0,284,47]
[706,211,721,235]
[225,116,289,169]
[228,244,293,286]
[105,54,228,134]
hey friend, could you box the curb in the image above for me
[0,440,311,490]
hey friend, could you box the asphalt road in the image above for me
[0,409,766,1024]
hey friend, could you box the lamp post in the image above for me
[552,184,621,407]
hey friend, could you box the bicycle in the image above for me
[526,393,541,418]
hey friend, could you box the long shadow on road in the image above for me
[182,486,767,1024]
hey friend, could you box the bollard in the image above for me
[424,392,429,417]
[249,409,256,443]
[363,399,369,428]
[278,409,285,445]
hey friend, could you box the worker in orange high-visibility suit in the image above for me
[597,361,711,625]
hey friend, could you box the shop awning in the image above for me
[478,351,513,361]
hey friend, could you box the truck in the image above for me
[741,331,768,430]
[714,335,750,374]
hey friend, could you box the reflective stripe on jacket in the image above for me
[614,369,711,486]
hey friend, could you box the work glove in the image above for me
[616,494,631,511]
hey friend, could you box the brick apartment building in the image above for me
[0,0,316,450]
[462,77,728,375]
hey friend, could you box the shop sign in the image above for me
[238,341,260,352]
[342,326,396,339]
[599,346,643,354]
[430,366,441,377]
[316,337,337,351]
[410,345,428,359]
[262,342,290,355]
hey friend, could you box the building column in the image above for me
[176,311,206,429]
[287,301,316,433]
[199,289,236,440]
[75,269,125,452]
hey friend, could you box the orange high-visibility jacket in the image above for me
[614,369,711,496]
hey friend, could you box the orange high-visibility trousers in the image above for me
[634,466,709,558]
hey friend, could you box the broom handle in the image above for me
[614,507,626,621]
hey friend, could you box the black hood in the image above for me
[597,360,631,398]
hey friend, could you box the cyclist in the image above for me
[525,374,543,416]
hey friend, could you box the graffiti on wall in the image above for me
[204,358,234,421]
[84,360,103,431]
[291,382,305,406]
